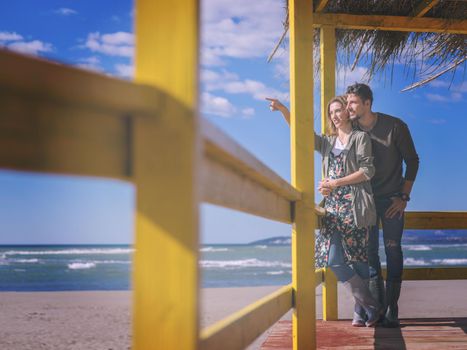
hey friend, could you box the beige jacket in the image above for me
[315,130,376,227]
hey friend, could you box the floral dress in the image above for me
[315,151,369,268]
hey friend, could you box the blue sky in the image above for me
[0,1,466,244]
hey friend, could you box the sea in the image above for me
[1,230,466,291]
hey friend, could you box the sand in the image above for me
[1,280,466,349]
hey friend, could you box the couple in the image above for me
[268,83,419,327]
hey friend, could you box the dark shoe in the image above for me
[369,275,386,308]
[364,306,381,327]
[383,281,401,328]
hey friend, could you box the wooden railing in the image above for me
[2,48,467,350]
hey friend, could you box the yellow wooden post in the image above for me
[319,25,338,321]
[132,1,200,350]
[319,25,335,135]
[289,0,316,349]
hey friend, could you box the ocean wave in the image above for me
[255,245,268,249]
[4,248,134,256]
[404,245,432,251]
[68,262,96,270]
[200,258,291,269]
[403,258,430,266]
[11,258,39,263]
[431,258,467,265]
[266,270,286,275]
[200,247,229,252]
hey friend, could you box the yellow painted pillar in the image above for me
[319,25,338,321]
[289,0,316,349]
[132,1,200,350]
[319,25,336,135]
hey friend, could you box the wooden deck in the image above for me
[260,318,467,349]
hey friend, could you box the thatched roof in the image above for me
[272,0,466,90]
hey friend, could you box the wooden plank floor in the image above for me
[260,318,467,349]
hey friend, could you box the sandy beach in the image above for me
[1,280,466,349]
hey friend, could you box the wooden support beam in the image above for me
[0,50,165,180]
[201,120,300,223]
[319,26,336,135]
[322,268,338,321]
[0,49,161,116]
[132,1,200,350]
[315,0,329,13]
[200,285,293,350]
[405,211,467,229]
[382,267,467,281]
[289,0,317,348]
[313,13,467,34]
[413,0,440,17]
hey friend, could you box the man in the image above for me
[346,83,419,327]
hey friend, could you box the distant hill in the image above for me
[248,230,467,246]
[248,236,291,246]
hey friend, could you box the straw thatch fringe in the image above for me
[269,0,466,90]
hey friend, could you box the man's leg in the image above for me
[381,201,404,328]
[368,213,385,310]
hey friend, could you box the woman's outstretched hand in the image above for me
[266,97,285,112]
[265,97,290,125]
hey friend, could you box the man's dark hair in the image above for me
[346,83,373,106]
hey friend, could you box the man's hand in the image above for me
[385,197,407,219]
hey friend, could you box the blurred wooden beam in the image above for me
[405,211,467,229]
[313,13,467,34]
[315,0,329,12]
[200,285,293,350]
[413,0,440,17]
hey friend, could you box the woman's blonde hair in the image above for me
[326,95,348,136]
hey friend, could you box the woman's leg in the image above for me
[327,231,354,282]
[327,232,380,327]
[351,262,370,325]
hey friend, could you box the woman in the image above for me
[267,96,380,327]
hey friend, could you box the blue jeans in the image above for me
[368,197,404,283]
[328,231,369,283]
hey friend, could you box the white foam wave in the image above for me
[431,259,467,265]
[266,270,286,275]
[12,258,39,263]
[403,258,430,266]
[200,258,291,269]
[68,262,96,270]
[200,247,229,252]
[255,245,268,249]
[405,245,432,251]
[271,239,291,245]
[4,248,133,256]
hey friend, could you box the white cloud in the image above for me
[336,66,371,91]
[7,40,53,55]
[76,56,101,72]
[272,48,289,80]
[0,31,23,42]
[201,92,236,118]
[241,107,255,118]
[55,8,77,16]
[202,68,288,102]
[84,32,134,57]
[201,0,285,66]
[426,92,463,103]
[115,63,134,78]
[429,80,450,88]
